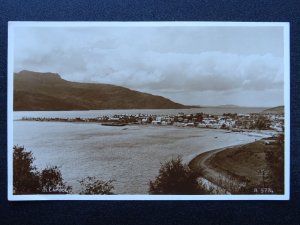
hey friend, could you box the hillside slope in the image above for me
[263,106,284,114]
[14,70,188,111]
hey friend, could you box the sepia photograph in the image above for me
[7,22,290,200]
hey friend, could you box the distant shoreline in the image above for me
[13,105,276,112]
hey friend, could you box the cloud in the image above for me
[17,46,283,92]
[65,48,283,93]
[13,25,285,106]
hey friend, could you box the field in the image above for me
[189,137,284,194]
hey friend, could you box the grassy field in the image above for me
[190,137,284,194]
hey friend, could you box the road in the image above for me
[189,145,245,194]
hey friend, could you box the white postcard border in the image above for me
[7,21,290,201]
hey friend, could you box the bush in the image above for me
[79,176,114,195]
[13,146,40,194]
[149,156,207,194]
[40,166,72,194]
[13,146,72,194]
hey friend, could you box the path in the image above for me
[189,145,245,194]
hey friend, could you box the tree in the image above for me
[13,146,40,194]
[221,123,227,129]
[255,116,270,129]
[13,146,72,194]
[40,166,72,194]
[79,176,114,195]
[195,113,203,122]
[149,156,207,194]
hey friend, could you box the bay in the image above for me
[13,108,265,194]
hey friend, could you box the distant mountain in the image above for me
[263,106,284,114]
[215,104,241,108]
[14,70,189,111]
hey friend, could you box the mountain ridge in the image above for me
[14,70,189,111]
[263,105,284,114]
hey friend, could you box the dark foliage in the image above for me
[13,146,40,194]
[13,146,72,194]
[79,176,114,195]
[149,156,207,194]
[40,166,72,194]
[253,116,271,129]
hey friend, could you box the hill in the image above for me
[215,104,241,108]
[13,70,188,111]
[262,106,284,114]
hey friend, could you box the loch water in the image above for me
[13,108,265,194]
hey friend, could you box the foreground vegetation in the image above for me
[189,136,284,194]
[149,156,209,194]
[13,140,284,195]
[13,146,114,195]
[211,140,283,194]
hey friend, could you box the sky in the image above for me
[13,23,286,107]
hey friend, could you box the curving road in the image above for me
[189,145,245,194]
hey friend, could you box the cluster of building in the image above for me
[103,112,284,132]
[21,111,284,132]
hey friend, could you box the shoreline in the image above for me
[13,116,281,194]
[16,118,278,135]
[183,129,275,164]
[188,136,283,194]
[188,143,248,193]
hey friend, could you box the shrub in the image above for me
[149,156,207,194]
[13,146,72,194]
[40,166,72,194]
[13,146,40,194]
[79,176,114,195]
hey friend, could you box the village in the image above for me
[21,111,284,133]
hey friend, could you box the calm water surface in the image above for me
[13,109,263,194]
